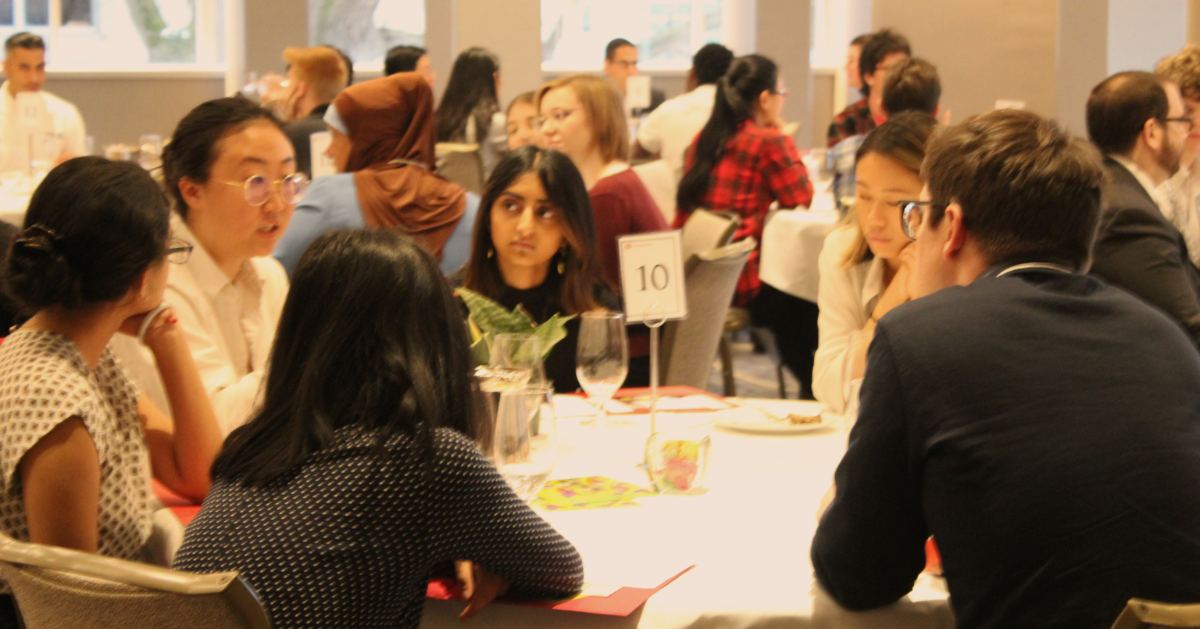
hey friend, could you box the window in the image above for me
[310,0,424,70]
[542,0,723,71]
[0,0,223,65]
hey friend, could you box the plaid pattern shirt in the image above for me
[675,120,813,306]
[826,97,876,148]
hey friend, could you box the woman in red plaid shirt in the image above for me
[675,54,817,397]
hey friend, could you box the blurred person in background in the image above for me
[437,47,506,179]
[385,45,436,90]
[0,32,85,169]
[278,46,349,178]
[1155,45,1200,266]
[827,29,911,148]
[505,92,539,150]
[602,38,665,115]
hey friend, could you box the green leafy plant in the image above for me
[457,287,574,365]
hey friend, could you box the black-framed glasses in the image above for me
[219,173,309,206]
[1161,116,1195,131]
[165,238,193,264]
[898,200,949,241]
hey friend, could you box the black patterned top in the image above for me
[0,330,152,575]
[174,425,583,629]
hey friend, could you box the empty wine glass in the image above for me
[576,311,628,425]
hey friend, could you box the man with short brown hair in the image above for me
[813,108,1200,629]
[826,29,910,148]
[1087,71,1200,347]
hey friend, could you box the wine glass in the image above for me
[493,383,557,502]
[576,311,628,425]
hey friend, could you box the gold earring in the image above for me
[557,247,567,274]
[558,259,565,274]
[487,246,494,259]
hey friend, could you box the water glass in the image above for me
[493,384,557,502]
[576,311,628,424]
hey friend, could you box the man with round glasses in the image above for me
[813,109,1200,628]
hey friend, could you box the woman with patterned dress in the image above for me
[0,157,222,627]
[175,230,583,629]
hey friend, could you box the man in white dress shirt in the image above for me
[0,32,85,170]
[634,43,734,182]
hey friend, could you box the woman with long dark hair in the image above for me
[813,112,936,413]
[174,229,583,629]
[0,157,222,626]
[457,146,618,392]
[437,47,506,178]
[674,54,815,395]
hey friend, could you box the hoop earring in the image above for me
[487,245,494,259]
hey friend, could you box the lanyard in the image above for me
[994,262,1074,278]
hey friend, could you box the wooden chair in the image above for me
[0,535,273,629]
[1112,599,1200,629]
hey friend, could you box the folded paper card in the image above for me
[534,476,655,511]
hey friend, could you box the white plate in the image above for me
[714,399,835,434]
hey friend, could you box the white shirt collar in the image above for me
[1109,153,1162,200]
[171,214,262,300]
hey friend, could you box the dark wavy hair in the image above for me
[436,47,500,144]
[2,157,169,313]
[211,229,486,486]
[677,54,778,213]
[462,146,603,313]
[162,96,287,220]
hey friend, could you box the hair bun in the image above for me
[2,224,85,311]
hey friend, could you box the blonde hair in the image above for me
[283,46,349,104]
[1157,45,1200,102]
[536,75,629,163]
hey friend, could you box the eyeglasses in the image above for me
[165,238,193,264]
[219,173,309,206]
[898,200,949,241]
[1161,116,1196,131]
[534,108,577,130]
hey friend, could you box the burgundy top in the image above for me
[589,168,669,291]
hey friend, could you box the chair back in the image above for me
[0,536,272,629]
[660,238,755,389]
[435,142,485,195]
[631,159,678,224]
[1111,598,1200,628]
[680,209,738,264]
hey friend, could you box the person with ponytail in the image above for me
[674,54,815,396]
[0,157,222,626]
[436,47,507,178]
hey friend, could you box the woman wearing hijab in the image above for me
[273,72,480,275]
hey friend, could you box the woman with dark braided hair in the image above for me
[675,54,816,397]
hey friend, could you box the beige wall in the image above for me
[873,0,1058,121]
[49,76,226,150]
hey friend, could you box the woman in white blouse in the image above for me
[114,97,306,434]
[813,112,937,413]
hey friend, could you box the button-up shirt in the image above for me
[0,80,85,168]
[112,217,289,434]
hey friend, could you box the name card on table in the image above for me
[309,131,336,179]
[617,230,687,323]
[625,75,651,111]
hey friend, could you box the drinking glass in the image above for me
[492,384,557,502]
[576,311,628,424]
[476,334,539,449]
[138,134,163,171]
[645,429,711,495]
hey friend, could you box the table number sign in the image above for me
[625,75,651,112]
[617,230,687,323]
[309,131,336,179]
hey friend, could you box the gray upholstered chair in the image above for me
[660,238,755,390]
[1111,599,1200,628]
[0,536,272,629]
[680,208,738,263]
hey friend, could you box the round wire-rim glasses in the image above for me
[220,173,309,206]
[898,200,949,241]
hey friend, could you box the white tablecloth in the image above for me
[759,202,840,303]
[422,402,954,629]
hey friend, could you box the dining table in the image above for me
[150,387,954,629]
[0,186,30,227]
[758,173,840,305]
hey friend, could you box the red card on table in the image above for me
[426,565,694,617]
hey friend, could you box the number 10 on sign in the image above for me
[617,230,687,323]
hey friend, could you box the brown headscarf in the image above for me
[332,72,466,258]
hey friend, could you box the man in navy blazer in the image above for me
[1087,71,1200,346]
[812,109,1200,629]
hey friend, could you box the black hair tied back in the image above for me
[5,224,84,311]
